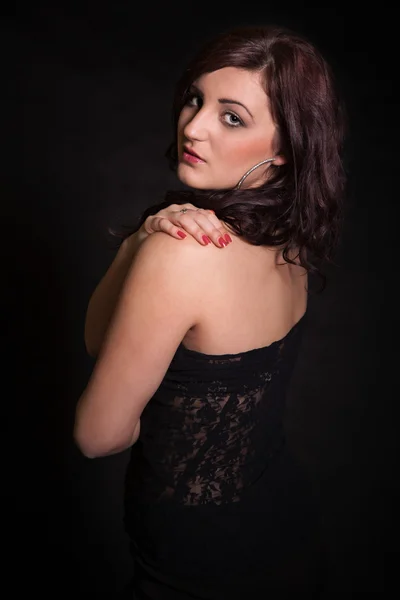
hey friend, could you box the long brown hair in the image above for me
[121,26,347,288]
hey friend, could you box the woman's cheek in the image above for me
[231,138,275,168]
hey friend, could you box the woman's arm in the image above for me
[84,206,229,357]
[84,231,144,357]
[74,232,208,458]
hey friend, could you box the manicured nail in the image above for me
[224,234,232,244]
[218,236,227,247]
[177,230,186,238]
[202,235,210,245]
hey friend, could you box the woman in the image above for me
[74,24,346,598]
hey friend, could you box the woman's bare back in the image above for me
[182,227,308,356]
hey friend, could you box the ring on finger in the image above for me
[179,207,202,214]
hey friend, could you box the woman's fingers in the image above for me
[146,216,185,239]
[144,207,233,248]
[177,209,232,247]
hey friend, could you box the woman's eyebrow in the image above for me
[189,84,254,121]
[218,98,254,120]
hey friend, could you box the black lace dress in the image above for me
[123,313,326,599]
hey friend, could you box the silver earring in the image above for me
[235,157,277,190]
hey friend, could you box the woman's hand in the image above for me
[139,204,233,248]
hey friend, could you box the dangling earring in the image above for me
[235,157,277,190]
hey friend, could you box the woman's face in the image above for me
[177,67,285,190]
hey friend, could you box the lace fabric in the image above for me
[122,314,327,594]
[125,316,306,509]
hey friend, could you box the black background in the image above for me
[2,1,398,597]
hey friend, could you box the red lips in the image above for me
[183,146,205,161]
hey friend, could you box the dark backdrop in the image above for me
[2,2,397,597]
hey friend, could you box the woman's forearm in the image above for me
[84,231,144,357]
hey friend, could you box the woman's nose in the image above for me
[183,110,209,141]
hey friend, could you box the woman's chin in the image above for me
[176,164,236,190]
[177,166,208,189]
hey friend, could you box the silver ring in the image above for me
[180,208,188,214]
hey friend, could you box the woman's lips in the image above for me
[182,147,205,164]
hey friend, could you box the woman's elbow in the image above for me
[73,412,107,458]
[84,314,103,359]
[84,343,98,359]
[83,330,100,359]
[73,424,99,458]
[73,419,137,458]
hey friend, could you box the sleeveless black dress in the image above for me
[123,313,327,599]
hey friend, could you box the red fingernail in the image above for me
[224,234,232,243]
[202,235,210,245]
[177,230,186,238]
[218,236,227,247]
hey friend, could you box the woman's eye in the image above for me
[223,112,243,127]
[186,94,201,107]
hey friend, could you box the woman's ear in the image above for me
[273,154,286,166]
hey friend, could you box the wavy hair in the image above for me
[118,25,347,289]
